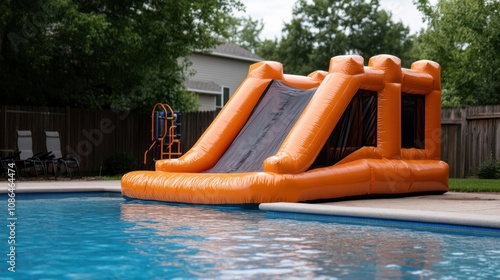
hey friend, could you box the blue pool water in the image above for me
[1,194,500,279]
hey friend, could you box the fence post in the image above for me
[459,107,468,177]
[66,106,71,152]
[1,105,6,151]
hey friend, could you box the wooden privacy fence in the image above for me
[1,105,149,174]
[1,105,499,177]
[0,105,218,175]
[441,105,500,178]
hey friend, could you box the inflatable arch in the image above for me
[121,55,448,204]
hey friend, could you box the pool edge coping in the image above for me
[259,202,500,230]
[6,186,123,193]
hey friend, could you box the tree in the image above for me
[259,0,414,75]
[256,38,281,62]
[225,16,264,53]
[414,0,500,106]
[0,0,243,111]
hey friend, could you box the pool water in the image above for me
[1,195,500,279]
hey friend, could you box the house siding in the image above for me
[198,93,216,112]
[189,53,252,98]
[185,42,264,111]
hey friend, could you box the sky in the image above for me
[237,0,427,40]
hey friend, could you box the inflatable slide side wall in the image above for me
[121,54,448,204]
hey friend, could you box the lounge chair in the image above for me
[16,130,47,178]
[44,131,81,179]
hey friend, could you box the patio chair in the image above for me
[16,130,47,178]
[45,131,81,179]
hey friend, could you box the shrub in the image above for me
[104,152,137,176]
[477,156,500,179]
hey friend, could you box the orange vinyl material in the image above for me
[122,55,449,204]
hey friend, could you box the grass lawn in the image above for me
[99,175,123,180]
[449,178,500,192]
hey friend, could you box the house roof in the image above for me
[185,80,221,94]
[205,42,264,63]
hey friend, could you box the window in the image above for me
[401,93,425,149]
[215,94,221,109]
[216,87,231,109]
[223,87,230,104]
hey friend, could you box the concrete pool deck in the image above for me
[2,180,500,229]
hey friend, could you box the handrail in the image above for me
[144,103,181,166]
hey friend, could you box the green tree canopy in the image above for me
[255,0,414,75]
[414,0,500,106]
[0,0,243,111]
[225,15,264,54]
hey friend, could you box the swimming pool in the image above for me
[2,194,500,279]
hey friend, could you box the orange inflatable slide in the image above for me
[121,55,448,204]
